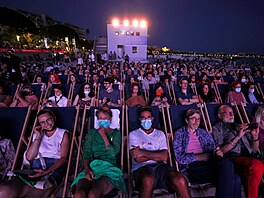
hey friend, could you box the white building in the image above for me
[107,19,148,62]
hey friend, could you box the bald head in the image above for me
[218,105,234,124]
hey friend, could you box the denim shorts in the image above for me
[31,157,66,187]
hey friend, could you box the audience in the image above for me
[48,73,61,85]
[0,52,264,197]
[73,83,95,109]
[213,105,264,198]
[244,83,263,104]
[0,84,12,107]
[72,107,126,197]
[150,82,170,107]
[99,77,121,107]
[254,106,264,152]
[0,109,69,197]
[198,83,219,104]
[174,109,241,198]
[226,81,247,104]
[44,84,68,107]
[125,82,146,107]
[129,107,190,198]
[176,78,199,105]
[10,84,38,110]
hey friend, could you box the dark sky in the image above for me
[1,0,264,54]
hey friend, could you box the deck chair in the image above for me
[243,103,264,123]
[77,75,85,84]
[222,75,235,83]
[10,106,79,198]
[163,83,173,104]
[203,103,223,133]
[7,84,19,98]
[125,106,176,198]
[124,83,132,97]
[31,84,43,99]
[70,106,125,198]
[58,75,69,84]
[43,107,80,198]
[68,84,81,106]
[253,77,264,84]
[167,104,216,197]
[0,107,32,172]
[216,84,231,102]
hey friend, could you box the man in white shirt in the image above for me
[129,107,190,198]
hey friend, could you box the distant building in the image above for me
[107,19,148,62]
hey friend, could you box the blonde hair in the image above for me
[255,106,264,124]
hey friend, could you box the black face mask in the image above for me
[216,76,221,80]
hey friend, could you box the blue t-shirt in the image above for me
[176,90,194,100]
[99,89,120,104]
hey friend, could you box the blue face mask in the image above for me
[141,120,152,130]
[98,120,111,129]
[235,87,241,93]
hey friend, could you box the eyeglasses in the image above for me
[39,117,53,126]
[221,111,234,116]
[189,117,201,122]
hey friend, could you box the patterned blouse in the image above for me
[173,126,215,166]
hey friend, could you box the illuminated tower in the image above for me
[107,18,148,62]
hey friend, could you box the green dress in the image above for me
[72,128,126,192]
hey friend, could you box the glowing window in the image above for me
[140,20,147,28]
[132,20,139,27]
[113,19,119,26]
[123,20,129,26]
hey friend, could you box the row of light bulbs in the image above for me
[112,19,147,28]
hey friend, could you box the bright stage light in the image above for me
[140,20,147,28]
[132,20,139,27]
[112,19,119,26]
[123,20,129,26]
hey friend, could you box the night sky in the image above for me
[1,0,264,54]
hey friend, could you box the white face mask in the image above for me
[84,90,90,95]
[249,88,254,93]
[241,79,246,83]
[235,87,241,93]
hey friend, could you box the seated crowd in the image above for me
[0,50,263,197]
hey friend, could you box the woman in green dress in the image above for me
[72,107,126,198]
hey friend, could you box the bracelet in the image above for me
[252,138,259,142]
[35,138,40,142]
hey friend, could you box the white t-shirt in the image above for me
[33,128,68,159]
[46,95,68,107]
[129,128,168,171]
[77,57,83,65]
